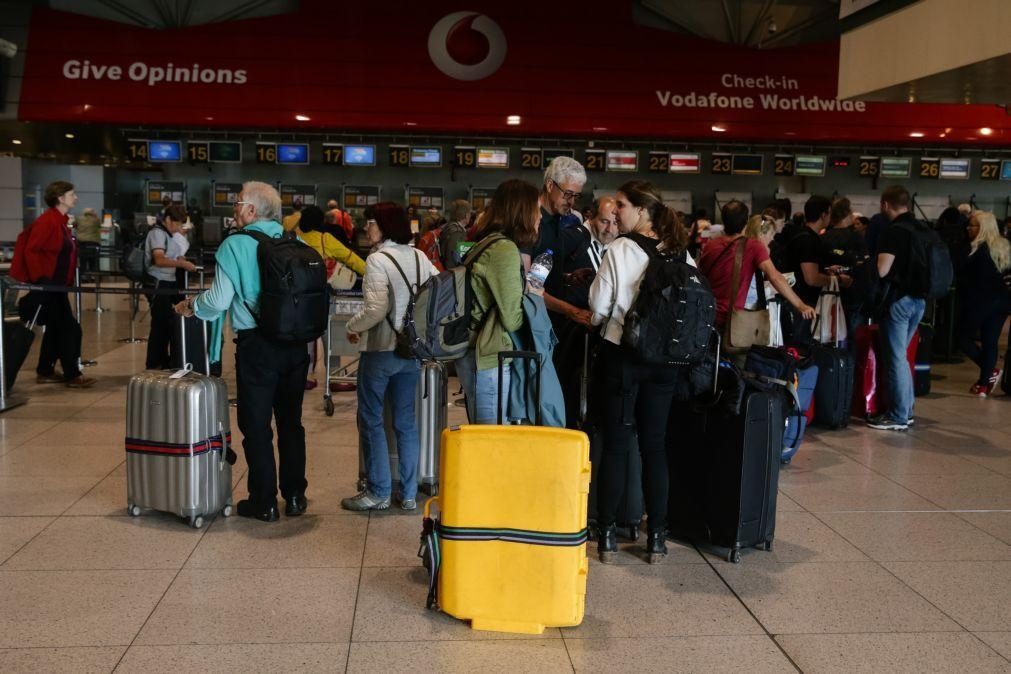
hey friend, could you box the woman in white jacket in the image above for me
[341,202,438,512]
[587,180,695,564]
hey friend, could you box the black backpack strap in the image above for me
[380,250,415,333]
[234,229,273,321]
[623,232,659,259]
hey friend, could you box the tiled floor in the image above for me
[0,293,1009,673]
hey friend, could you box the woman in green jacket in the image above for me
[456,180,540,424]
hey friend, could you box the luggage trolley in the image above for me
[323,288,364,416]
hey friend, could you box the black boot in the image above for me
[647,528,668,564]
[597,524,617,563]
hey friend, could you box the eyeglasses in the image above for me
[232,200,251,208]
[550,180,582,202]
[365,219,378,227]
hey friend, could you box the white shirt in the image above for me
[348,240,438,352]
[582,223,606,272]
[588,236,696,346]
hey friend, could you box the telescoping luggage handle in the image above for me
[172,267,210,378]
[496,350,542,426]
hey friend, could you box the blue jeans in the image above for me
[455,349,510,424]
[357,351,420,499]
[881,295,925,423]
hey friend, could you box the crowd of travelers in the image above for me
[10,168,1010,545]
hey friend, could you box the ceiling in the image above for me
[634,0,843,48]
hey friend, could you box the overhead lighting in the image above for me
[592,126,608,132]
[295,114,310,122]
[83,104,91,111]
[980,127,993,136]
[403,121,417,126]
[64,133,75,139]
[506,115,521,125]
[909,131,925,138]
[711,125,727,133]
[205,116,214,121]
[11,139,22,145]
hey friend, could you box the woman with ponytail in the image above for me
[587,180,695,564]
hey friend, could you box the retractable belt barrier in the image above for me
[2,280,200,296]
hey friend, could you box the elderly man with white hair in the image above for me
[175,181,311,522]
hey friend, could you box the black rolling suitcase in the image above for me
[3,318,35,391]
[583,335,644,541]
[808,343,854,429]
[914,323,934,396]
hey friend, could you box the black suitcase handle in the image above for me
[497,350,542,426]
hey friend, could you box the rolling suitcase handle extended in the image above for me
[178,269,210,376]
[496,350,541,426]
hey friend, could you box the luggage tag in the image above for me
[169,363,194,379]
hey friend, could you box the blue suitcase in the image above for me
[782,362,818,463]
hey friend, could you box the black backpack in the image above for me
[620,233,716,366]
[238,230,328,342]
[894,219,953,299]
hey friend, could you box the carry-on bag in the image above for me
[125,316,232,529]
[3,305,41,391]
[782,359,818,463]
[808,343,855,429]
[173,268,211,374]
[744,346,814,462]
[914,323,934,396]
[852,324,917,419]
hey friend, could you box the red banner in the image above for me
[18,1,1010,145]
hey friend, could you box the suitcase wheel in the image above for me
[628,523,640,542]
[188,515,205,529]
[324,397,335,417]
[128,504,141,517]
[764,540,773,552]
[221,505,233,518]
[727,548,741,564]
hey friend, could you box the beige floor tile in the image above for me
[565,635,795,673]
[116,643,349,674]
[5,516,202,570]
[778,447,876,476]
[349,640,571,674]
[778,472,940,512]
[0,569,175,647]
[884,561,1011,632]
[961,450,1011,478]
[0,476,102,516]
[974,632,1011,661]
[777,491,804,512]
[959,512,1011,545]
[0,418,62,453]
[0,402,97,421]
[31,420,128,446]
[64,475,130,516]
[0,444,124,477]
[719,561,960,634]
[0,516,54,563]
[916,425,1011,451]
[135,568,358,645]
[231,479,364,516]
[585,538,706,566]
[889,474,1011,510]
[0,646,125,673]
[186,514,367,569]
[818,511,1011,562]
[699,512,868,565]
[777,632,1011,673]
[352,566,562,641]
[363,514,430,567]
[565,563,763,638]
[815,427,924,453]
[831,444,999,477]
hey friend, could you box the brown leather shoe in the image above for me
[65,376,97,389]
[36,373,64,384]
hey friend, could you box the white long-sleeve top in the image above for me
[347,240,438,352]
[588,236,696,346]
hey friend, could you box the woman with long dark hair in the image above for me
[587,180,694,564]
[455,179,540,424]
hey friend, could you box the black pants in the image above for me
[957,308,1009,386]
[36,293,82,380]
[597,342,679,532]
[552,318,590,431]
[145,280,181,370]
[235,330,311,506]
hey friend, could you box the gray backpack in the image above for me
[402,233,506,361]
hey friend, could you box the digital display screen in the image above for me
[148,141,181,162]
[344,145,376,166]
[795,155,826,177]
[606,150,638,172]
[880,157,911,178]
[477,147,509,169]
[1002,160,1011,181]
[732,154,763,175]
[277,143,309,165]
[668,153,700,174]
[939,158,970,179]
[542,148,575,162]
[209,141,242,163]
[410,147,442,167]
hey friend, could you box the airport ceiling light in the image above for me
[49,0,298,29]
[635,0,843,48]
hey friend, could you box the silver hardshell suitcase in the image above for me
[125,313,232,529]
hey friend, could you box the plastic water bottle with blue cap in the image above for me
[526,249,554,292]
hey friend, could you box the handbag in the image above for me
[811,276,847,346]
[326,242,359,291]
[724,238,770,354]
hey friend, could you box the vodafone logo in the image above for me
[428,12,507,81]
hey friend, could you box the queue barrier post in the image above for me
[0,281,28,413]
[74,264,98,367]
[117,280,147,344]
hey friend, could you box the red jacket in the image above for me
[23,207,77,284]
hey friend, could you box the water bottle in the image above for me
[526,249,554,291]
